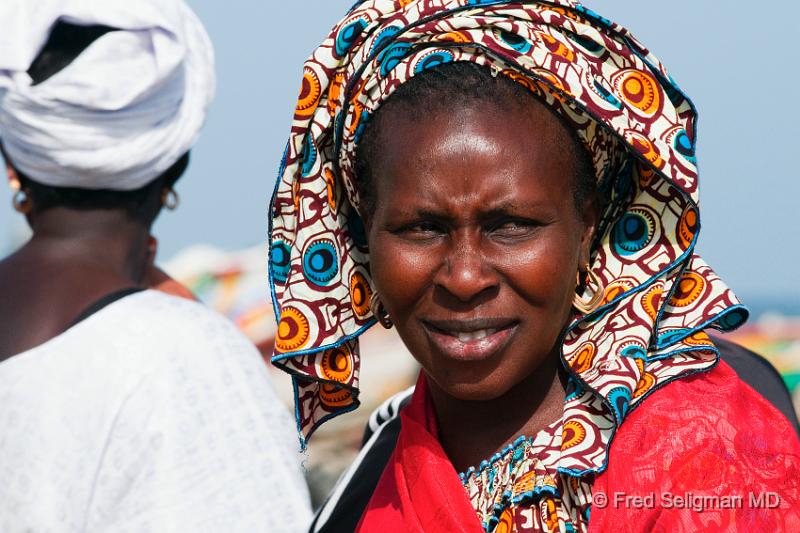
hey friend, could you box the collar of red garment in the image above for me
[356,373,484,532]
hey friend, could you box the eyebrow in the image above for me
[393,201,535,220]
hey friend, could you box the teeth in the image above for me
[453,328,498,342]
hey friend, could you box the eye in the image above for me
[486,218,541,239]
[395,220,446,240]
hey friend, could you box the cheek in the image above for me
[367,236,440,315]
[493,230,582,308]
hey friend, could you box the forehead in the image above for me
[368,100,581,214]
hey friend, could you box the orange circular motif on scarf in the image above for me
[603,280,633,304]
[327,72,344,114]
[669,271,706,307]
[293,176,301,212]
[495,508,514,533]
[350,272,373,318]
[276,307,311,352]
[562,420,587,449]
[641,285,663,320]
[501,69,538,93]
[320,346,354,383]
[570,342,596,373]
[625,130,665,170]
[537,32,575,62]
[324,168,337,210]
[544,498,559,530]
[637,162,657,189]
[548,6,582,20]
[612,69,661,116]
[684,329,712,347]
[319,382,354,407]
[296,67,322,119]
[512,470,537,496]
[347,79,367,135]
[437,30,470,43]
[678,205,698,249]
[633,370,656,398]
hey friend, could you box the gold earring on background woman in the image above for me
[161,187,180,210]
[369,292,393,329]
[573,263,604,315]
[12,189,31,214]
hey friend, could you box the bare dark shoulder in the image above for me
[0,248,135,361]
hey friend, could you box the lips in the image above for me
[422,318,518,362]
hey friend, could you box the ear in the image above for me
[578,194,600,268]
[6,162,21,191]
[1,144,19,186]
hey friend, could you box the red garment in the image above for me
[358,362,800,532]
[589,360,800,532]
[356,375,483,532]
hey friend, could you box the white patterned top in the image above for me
[0,290,311,533]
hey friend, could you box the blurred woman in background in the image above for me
[270,0,800,531]
[0,1,310,530]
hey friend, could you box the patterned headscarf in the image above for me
[269,0,747,470]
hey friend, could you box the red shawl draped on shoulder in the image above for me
[358,362,800,532]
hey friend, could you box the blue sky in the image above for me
[2,0,798,310]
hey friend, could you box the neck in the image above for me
[427,352,567,473]
[24,207,152,284]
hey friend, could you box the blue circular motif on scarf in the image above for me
[336,19,368,58]
[613,212,652,256]
[607,386,632,421]
[303,240,339,286]
[499,30,532,53]
[414,50,454,74]
[271,240,292,284]
[379,42,412,77]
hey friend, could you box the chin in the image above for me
[423,364,518,402]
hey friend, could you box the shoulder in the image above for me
[591,360,800,531]
[608,358,799,459]
[102,290,287,416]
[110,289,250,346]
[604,359,800,478]
[310,387,414,533]
[87,290,265,375]
[85,293,313,530]
[712,335,800,433]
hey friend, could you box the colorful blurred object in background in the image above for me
[165,244,277,354]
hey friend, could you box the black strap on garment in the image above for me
[67,287,145,329]
[710,335,800,436]
[310,397,409,533]
[308,337,799,532]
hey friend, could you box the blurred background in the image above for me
[2,0,799,507]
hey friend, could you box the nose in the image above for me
[433,229,498,304]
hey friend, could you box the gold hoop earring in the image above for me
[161,188,180,210]
[573,263,605,315]
[12,189,32,214]
[369,291,393,329]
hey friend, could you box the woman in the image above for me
[270,0,800,531]
[0,1,311,530]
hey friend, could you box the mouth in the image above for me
[422,318,518,362]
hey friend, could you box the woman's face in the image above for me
[365,99,597,401]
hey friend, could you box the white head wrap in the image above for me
[0,0,215,190]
